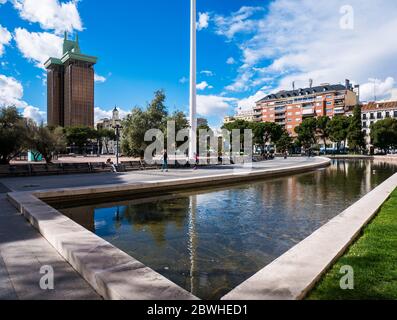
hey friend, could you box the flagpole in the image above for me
[189,0,197,161]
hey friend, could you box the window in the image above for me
[326,108,333,113]
[386,112,390,118]
[326,95,333,99]
[377,112,382,119]
[326,101,332,106]
[370,113,375,119]
[362,114,367,120]
[362,122,367,128]
[394,111,397,118]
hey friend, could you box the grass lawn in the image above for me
[307,188,397,300]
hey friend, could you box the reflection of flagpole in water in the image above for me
[188,195,198,295]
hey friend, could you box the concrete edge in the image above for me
[6,192,198,300]
[221,172,397,300]
[31,157,331,201]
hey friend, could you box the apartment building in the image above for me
[254,80,358,135]
[224,110,255,124]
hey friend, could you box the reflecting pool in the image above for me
[55,160,397,300]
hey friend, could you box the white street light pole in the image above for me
[189,0,197,161]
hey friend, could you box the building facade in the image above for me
[254,80,358,135]
[45,33,97,128]
[224,110,255,124]
[96,107,121,155]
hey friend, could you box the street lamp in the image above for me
[112,120,123,169]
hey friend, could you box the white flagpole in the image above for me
[189,0,197,161]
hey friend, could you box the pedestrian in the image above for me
[106,158,117,173]
[161,150,168,172]
[193,153,199,170]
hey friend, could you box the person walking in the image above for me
[193,152,199,170]
[161,150,168,172]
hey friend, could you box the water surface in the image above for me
[56,160,397,300]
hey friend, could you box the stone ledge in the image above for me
[222,172,397,300]
[6,192,197,300]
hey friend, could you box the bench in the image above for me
[121,161,142,171]
[90,162,113,173]
[30,164,63,176]
[8,165,31,176]
[60,163,91,174]
[140,160,160,170]
[0,165,10,177]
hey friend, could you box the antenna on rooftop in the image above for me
[292,81,295,91]
[309,79,313,88]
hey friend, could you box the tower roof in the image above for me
[44,32,97,69]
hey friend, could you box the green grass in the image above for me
[307,189,397,300]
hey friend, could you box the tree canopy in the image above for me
[370,118,397,153]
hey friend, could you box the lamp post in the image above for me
[189,0,197,162]
[112,122,123,168]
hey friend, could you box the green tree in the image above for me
[0,106,28,164]
[276,130,293,153]
[370,118,397,153]
[316,116,330,154]
[26,121,67,163]
[122,90,171,157]
[327,116,350,153]
[348,105,366,153]
[146,90,168,131]
[294,118,317,150]
[64,126,97,154]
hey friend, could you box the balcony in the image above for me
[334,95,345,100]
[302,108,316,116]
[275,113,286,120]
[334,107,345,114]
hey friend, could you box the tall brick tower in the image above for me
[45,33,97,128]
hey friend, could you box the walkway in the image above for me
[0,191,100,300]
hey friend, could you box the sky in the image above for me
[1,0,397,129]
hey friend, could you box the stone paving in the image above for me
[0,157,328,300]
[0,193,100,300]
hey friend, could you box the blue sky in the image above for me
[1,0,397,128]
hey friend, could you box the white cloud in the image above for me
[0,73,44,122]
[0,74,24,107]
[0,0,8,4]
[197,12,209,31]
[94,73,106,83]
[179,76,188,84]
[360,77,395,102]
[197,81,213,90]
[94,107,129,123]
[197,94,237,117]
[214,6,264,40]
[23,105,46,123]
[215,0,397,99]
[0,25,11,57]
[12,0,83,34]
[14,28,63,69]
[237,87,269,112]
[226,57,236,65]
[200,70,213,77]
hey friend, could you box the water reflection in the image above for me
[59,160,396,300]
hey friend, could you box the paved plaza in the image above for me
[0,157,327,300]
